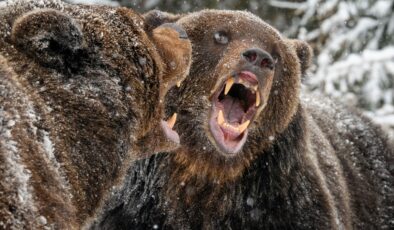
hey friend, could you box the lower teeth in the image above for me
[217,110,250,133]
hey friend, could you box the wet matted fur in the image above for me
[96,9,393,230]
[0,0,191,228]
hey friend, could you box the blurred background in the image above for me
[5,0,394,139]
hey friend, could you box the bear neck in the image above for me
[164,104,309,217]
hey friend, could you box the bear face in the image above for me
[0,0,191,228]
[148,10,312,182]
[7,6,191,154]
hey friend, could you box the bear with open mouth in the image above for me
[0,0,191,228]
[96,9,393,230]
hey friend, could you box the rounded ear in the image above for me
[288,39,313,76]
[143,10,184,32]
[11,9,85,72]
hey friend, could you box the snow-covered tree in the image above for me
[270,0,394,138]
[66,0,119,6]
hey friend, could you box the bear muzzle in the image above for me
[207,48,275,156]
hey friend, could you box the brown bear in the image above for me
[0,0,191,229]
[94,9,394,230]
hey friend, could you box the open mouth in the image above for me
[209,71,262,155]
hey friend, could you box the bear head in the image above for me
[5,5,191,157]
[0,1,192,226]
[145,9,312,182]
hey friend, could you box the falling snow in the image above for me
[277,0,394,140]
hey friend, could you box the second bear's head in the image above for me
[8,5,192,157]
[145,9,313,180]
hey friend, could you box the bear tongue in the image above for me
[221,96,244,124]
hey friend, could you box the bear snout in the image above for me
[241,48,275,70]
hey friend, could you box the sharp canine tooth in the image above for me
[253,85,258,91]
[176,81,182,87]
[224,78,234,95]
[218,110,225,125]
[256,91,260,107]
[167,113,177,129]
[238,120,250,133]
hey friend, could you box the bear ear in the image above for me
[143,10,184,32]
[288,39,313,76]
[11,9,85,72]
[151,23,192,95]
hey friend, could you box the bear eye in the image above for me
[214,31,229,45]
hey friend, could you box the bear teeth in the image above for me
[224,78,234,95]
[167,113,177,129]
[223,76,259,97]
[218,110,225,125]
[256,91,260,107]
[217,109,250,134]
[238,120,250,133]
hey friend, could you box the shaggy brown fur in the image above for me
[96,10,393,230]
[0,0,191,228]
[162,10,308,184]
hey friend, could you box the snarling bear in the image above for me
[95,9,394,230]
[0,0,191,228]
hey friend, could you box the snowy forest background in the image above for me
[10,0,394,140]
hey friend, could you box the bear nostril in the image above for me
[261,57,274,70]
[242,50,257,63]
[242,48,274,70]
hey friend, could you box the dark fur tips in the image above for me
[11,9,85,71]
[289,39,313,76]
[159,23,188,39]
[143,10,183,32]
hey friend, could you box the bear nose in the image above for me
[242,48,275,70]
